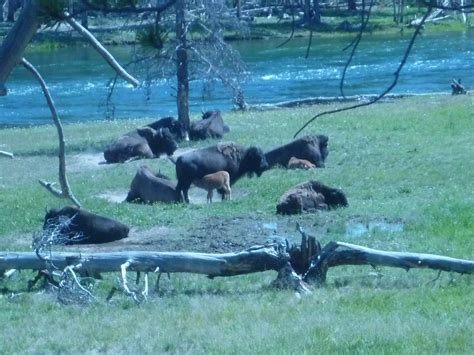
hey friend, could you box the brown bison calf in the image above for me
[287,156,316,170]
[193,171,232,203]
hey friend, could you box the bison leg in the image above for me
[207,189,214,203]
[176,181,191,203]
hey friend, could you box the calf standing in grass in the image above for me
[193,171,231,203]
[287,156,316,170]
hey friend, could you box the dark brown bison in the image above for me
[189,110,230,141]
[277,180,348,215]
[103,126,177,164]
[175,142,269,203]
[147,116,188,141]
[125,165,180,204]
[265,135,329,169]
[43,206,130,244]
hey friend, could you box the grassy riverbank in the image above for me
[1,5,471,47]
[0,95,473,353]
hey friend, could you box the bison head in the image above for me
[240,146,269,177]
[168,119,188,141]
[202,110,221,120]
[138,127,178,157]
[323,188,348,208]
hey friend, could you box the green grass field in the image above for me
[0,95,473,353]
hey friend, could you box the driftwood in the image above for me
[246,93,447,111]
[451,78,467,95]
[0,150,13,158]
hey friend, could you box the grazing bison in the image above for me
[43,206,129,244]
[277,180,348,215]
[265,135,329,169]
[104,126,177,164]
[189,110,230,141]
[125,165,180,204]
[147,116,188,141]
[175,142,268,203]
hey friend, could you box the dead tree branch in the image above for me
[20,58,81,207]
[340,0,374,98]
[63,12,139,88]
[294,6,432,138]
[0,150,14,158]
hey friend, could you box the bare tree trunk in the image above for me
[175,0,190,132]
[312,0,321,25]
[399,0,405,24]
[236,0,241,19]
[303,0,311,25]
[20,58,81,207]
[460,0,467,23]
[348,0,357,11]
[0,0,40,96]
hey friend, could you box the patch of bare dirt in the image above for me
[67,151,107,172]
[97,190,129,203]
[70,215,297,254]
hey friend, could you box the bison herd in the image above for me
[44,110,348,244]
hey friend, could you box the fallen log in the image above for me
[0,245,288,278]
[1,240,473,282]
[305,241,474,284]
[246,93,448,111]
[0,150,13,158]
[1,231,473,302]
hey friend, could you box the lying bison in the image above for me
[125,165,180,204]
[43,206,130,244]
[277,180,348,215]
[189,110,230,141]
[104,126,177,164]
[175,142,268,203]
[147,116,188,141]
[265,135,329,169]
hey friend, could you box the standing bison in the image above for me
[43,206,130,244]
[265,135,329,169]
[175,142,269,203]
[125,165,180,204]
[103,126,177,164]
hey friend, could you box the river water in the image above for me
[1,31,472,126]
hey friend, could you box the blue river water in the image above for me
[1,30,472,126]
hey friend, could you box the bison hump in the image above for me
[217,142,241,162]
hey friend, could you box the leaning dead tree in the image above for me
[1,226,473,303]
[0,0,139,206]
